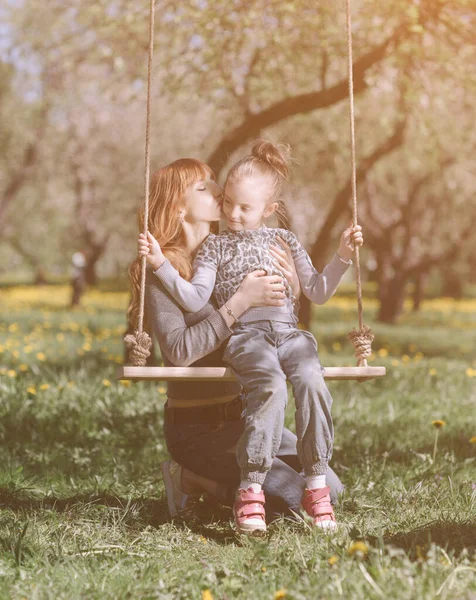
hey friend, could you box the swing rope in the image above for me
[124,0,155,366]
[344,0,374,367]
[126,0,375,369]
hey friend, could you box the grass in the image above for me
[0,285,475,599]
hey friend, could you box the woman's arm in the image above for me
[146,271,287,367]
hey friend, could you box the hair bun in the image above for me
[251,138,291,180]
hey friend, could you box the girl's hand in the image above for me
[270,238,301,300]
[337,223,363,261]
[138,231,166,270]
[238,270,286,308]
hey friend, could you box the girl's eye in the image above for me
[198,187,206,191]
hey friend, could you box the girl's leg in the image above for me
[279,328,338,529]
[278,329,333,479]
[223,323,289,488]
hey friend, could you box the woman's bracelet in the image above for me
[224,302,238,322]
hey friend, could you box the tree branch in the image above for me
[207,29,404,176]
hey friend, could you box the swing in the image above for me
[117,0,386,384]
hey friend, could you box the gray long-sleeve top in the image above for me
[154,226,352,323]
[145,270,241,401]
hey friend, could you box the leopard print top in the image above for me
[194,225,304,308]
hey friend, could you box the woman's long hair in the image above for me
[127,158,215,330]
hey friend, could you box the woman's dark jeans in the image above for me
[164,410,344,521]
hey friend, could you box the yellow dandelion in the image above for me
[261,566,267,572]
[39,383,50,391]
[82,343,91,351]
[328,555,339,566]
[466,368,475,378]
[391,359,400,367]
[67,381,75,388]
[347,541,369,557]
[103,379,111,387]
[429,368,437,376]
[158,386,166,394]
[0,345,4,353]
[24,346,33,354]
[332,342,342,352]
[274,590,287,600]
[56,333,65,342]
[7,370,17,378]
[377,348,388,357]
[469,437,476,445]
[401,354,410,363]
[119,380,131,387]
[12,350,20,358]
[27,386,37,395]
[431,420,446,429]
[8,323,18,332]
[18,364,28,372]
[200,536,208,544]
[202,591,213,600]
[36,352,46,361]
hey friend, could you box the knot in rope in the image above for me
[124,331,152,366]
[347,326,374,367]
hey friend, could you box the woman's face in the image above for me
[182,178,223,224]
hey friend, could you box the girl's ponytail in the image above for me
[250,139,291,181]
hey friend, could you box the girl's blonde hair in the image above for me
[226,138,292,228]
[127,158,215,330]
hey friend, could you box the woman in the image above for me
[129,157,344,522]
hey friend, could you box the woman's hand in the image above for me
[238,270,286,308]
[270,238,301,300]
[138,231,166,270]
[337,223,363,262]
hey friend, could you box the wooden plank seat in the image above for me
[117,365,386,383]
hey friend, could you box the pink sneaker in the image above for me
[302,486,338,531]
[233,488,267,535]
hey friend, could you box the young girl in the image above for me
[139,140,363,534]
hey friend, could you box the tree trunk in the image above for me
[440,270,464,299]
[298,295,312,329]
[412,273,427,312]
[377,275,407,324]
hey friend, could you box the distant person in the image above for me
[71,251,86,307]
[34,267,47,286]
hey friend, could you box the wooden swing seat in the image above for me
[117,365,386,383]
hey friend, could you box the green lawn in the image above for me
[0,286,475,599]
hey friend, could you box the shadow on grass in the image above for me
[0,488,169,526]
[369,519,476,558]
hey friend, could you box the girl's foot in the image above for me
[301,486,338,531]
[233,488,267,535]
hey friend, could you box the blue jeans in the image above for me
[223,321,334,485]
[164,411,343,520]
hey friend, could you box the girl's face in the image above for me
[182,178,223,224]
[223,177,277,231]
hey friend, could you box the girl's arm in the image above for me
[138,231,217,313]
[293,252,351,305]
[277,228,353,305]
[153,260,216,313]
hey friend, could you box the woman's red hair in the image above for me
[128,158,214,329]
